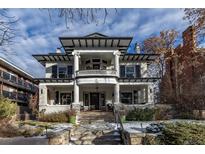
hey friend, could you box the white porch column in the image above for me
[72,51,80,107]
[113,51,121,77]
[147,84,154,103]
[114,83,120,104]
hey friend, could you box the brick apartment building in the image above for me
[0,57,38,109]
[163,26,205,109]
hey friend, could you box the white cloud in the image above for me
[0,8,190,77]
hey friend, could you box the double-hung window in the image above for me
[58,66,67,78]
[126,66,135,78]
[120,92,132,104]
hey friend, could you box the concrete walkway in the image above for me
[0,136,48,145]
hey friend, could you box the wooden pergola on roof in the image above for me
[32,53,73,66]
[59,32,133,52]
[120,53,160,62]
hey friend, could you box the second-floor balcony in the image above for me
[76,69,117,78]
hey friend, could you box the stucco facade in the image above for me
[33,33,159,113]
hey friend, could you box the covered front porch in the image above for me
[39,83,153,113]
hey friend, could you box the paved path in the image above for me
[0,136,48,145]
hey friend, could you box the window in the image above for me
[126,66,135,78]
[92,59,100,62]
[60,92,72,105]
[120,92,132,104]
[10,75,17,83]
[3,72,10,80]
[102,60,107,64]
[58,66,67,78]
[85,60,91,64]
[93,64,100,69]
[18,79,23,86]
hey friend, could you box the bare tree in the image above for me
[143,30,178,77]
[44,8,117,28]
[184,8,205,36]
[0,9,18,48]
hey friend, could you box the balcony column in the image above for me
[72,51,80,111]
[114,83,120,104]
[113,51,121,77]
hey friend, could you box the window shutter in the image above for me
[135,65,141,78]
[120,65,125,77]
[72,91,74,102]
[67,65,73,78]
[52,65,57,78]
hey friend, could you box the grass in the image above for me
[18,120,55,129]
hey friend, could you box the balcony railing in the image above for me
[0,70,37,92]
[76,69,117,77]
[2,90,29,102]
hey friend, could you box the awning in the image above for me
[118,77,160,82]
[32,53,73,66]
[59,33,132,52]
[120,54,159,61]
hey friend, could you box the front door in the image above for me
[90,93,99,110]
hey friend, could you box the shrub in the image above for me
[126,108,156,121]
[0,96,17,120]
[39,111,69,123]
[154,107,173,120]
[160,122,205,145]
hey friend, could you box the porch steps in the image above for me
[78,111,115,124]
[70,111,122,145]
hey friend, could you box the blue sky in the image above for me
[0,8,189,78]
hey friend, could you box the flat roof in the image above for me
[59,32,132,52]
[0,56,34,80]
[32,53,73,66]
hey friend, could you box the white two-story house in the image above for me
[33,33,160,113]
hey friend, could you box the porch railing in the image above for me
[76,69,117,77]
[113,105,129,145]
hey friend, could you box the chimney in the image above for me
[135,43,141,54]
[182,25,196,49]
[56,48,61,53]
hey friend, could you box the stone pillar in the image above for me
[39,84,47,111]
[113,51,120,77]
[72,51,80,111]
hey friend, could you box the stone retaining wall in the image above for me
[47,128,71,145]
[122,130,158,145]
